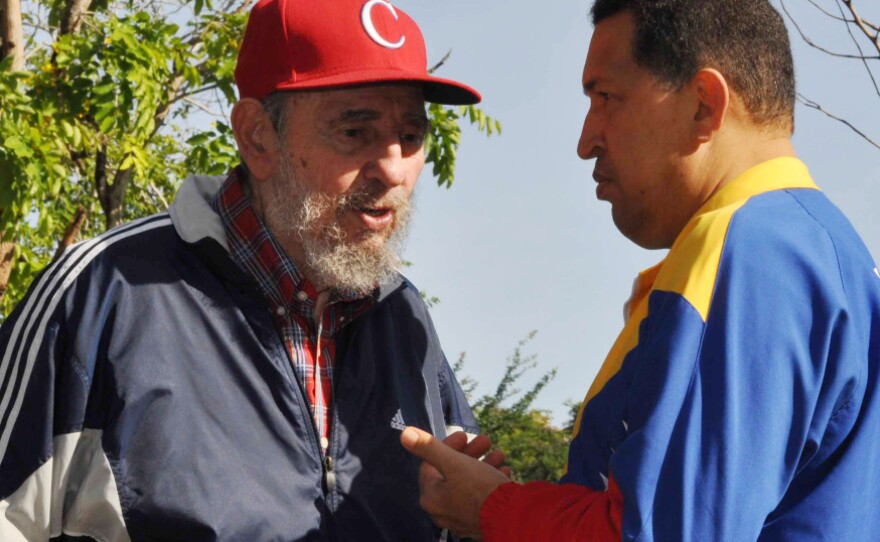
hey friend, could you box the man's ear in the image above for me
[231,98,278,182]
[691,68,729,143]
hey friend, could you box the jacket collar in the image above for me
[670,156,817,254]
[168,173,405,295]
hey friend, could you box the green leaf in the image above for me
[72,125,83,148]
[119,154,135,171]
[93,81,116,97]
[4,137,34,158]
[61,120,75,140]
[98,113,116,133]
[49,176,63,196]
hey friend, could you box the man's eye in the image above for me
[342,128,363,138]
[588,90,611,103]
[401,131,426,145]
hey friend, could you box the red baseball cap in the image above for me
[235,0,481,105]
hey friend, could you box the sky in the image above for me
[395,0,880,424]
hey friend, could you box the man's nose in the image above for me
[370,143,408,188]
[577,109,603,160]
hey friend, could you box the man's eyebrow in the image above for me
[336,109,381,122]
[330,108,429,127]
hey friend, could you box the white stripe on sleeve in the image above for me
[0,430,130,542]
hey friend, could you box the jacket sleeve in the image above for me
[0,252,128,542]
[437,353,479,437]
[480,479,622,541]
[479,222,854,540]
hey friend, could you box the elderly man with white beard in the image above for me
[0,1,488,541]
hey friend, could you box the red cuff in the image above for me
[477,478,623,542]
[480,481,524,541]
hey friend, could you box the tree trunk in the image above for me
[103,167,132,230]
[94,148,133,230]
[0,0,24,70]
[0,236,15,304]
[0,0,23,305]
[60,0,92,36]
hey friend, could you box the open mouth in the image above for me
[360,207,391,217]
[355,206,395,230]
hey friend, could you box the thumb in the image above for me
[400,426,458,476]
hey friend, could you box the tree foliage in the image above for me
[455,331,576,483]
[0,0,499,319]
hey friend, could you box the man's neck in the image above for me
[695,130,797,210]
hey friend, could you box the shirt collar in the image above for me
[211,168,373,313]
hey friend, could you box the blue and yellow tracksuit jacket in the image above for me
[481,157,880,541]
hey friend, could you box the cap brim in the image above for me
[273,69,481,105]
[422,76,481,106]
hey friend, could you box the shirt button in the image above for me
[275,306,286,316]
[320,437,329,450]
[297,291,308,301]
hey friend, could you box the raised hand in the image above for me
[401,426,515,539]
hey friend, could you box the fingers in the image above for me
[482,449,506,469]
[461,434,492,459]
[442,431,469,452]
[401,426,457,477]
[404,427,513,481]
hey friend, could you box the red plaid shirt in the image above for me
[212,169,373,455]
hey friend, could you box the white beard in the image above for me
[261,152,414,296]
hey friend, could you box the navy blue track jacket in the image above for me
[0,175,477,541]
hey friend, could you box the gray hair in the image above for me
[261,91,296,137]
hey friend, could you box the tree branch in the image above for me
[797,92,880,150]
[805,0,878,30]
[151,72,187,137]
[428,49,452,74]
[842,0,880,50]
[234,0,255,15]
[181,95,223,116]
[780,0,880,59]
[52,206,86,261]
[148,181,170,209]
[94,144,109,211]
[836,0,880,99]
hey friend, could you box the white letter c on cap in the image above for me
[361,0,405,49]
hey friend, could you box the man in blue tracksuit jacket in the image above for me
[400,1,880,541]
[0,0,482,540]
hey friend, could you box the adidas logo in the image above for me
[390,409,406,431]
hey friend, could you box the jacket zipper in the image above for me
[323,455,336,494]
[313,293,337,501]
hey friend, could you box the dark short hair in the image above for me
[591,0,795,132]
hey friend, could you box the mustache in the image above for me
[337,185,410,212]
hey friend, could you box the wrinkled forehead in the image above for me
[295,83,427,115]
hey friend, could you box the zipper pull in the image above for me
[323,455,337,494]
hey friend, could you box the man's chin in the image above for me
[346,229,393,249]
